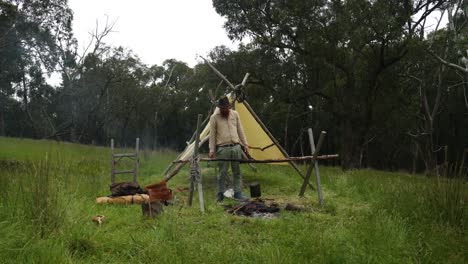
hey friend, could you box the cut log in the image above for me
[96,194,149,205]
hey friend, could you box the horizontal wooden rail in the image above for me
[172,154,339,164]
[113,153,136,158]
[114,170,136,175]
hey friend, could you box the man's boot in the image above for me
[216,192,224,203]
[234,191,248,201]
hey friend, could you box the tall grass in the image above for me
[0,157,64,238]
[429,164,467,230]
[0,137,466,263]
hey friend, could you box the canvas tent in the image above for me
[156,59,338,209]
[177,95,288,164]
[162,58,319,189]
[163,92,312,186]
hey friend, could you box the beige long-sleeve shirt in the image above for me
[209,108,248,153]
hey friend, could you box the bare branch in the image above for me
[431,64,445,118]
[410,1,447,34]
[447,81,468,90]
[401,73,423,84]
[428,50,468,73]
[164,65,177,88]
[434,9,445,32]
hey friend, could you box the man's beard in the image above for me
[220,109,230,119]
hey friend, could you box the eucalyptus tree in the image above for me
[0,1,21,135]
[0,0,73,137]
[404,1,468,174]
[213,0,448,169]
[54,17,116,142]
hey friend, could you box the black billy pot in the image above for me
[249,182,261,198]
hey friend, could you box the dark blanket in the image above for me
[109,182,147,197]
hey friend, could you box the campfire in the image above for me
[225,199,280,218]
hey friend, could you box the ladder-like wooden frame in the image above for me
[111,138,140,184]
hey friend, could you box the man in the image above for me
[209,96,249,202]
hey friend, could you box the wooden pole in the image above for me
[164,136,210,182]
[200,56,235,90]
[242,150,258,172]
[310,130,326,205]
[134,138,139,183]
[172,154,338,164]
[189,114,203,207]
[162,162,177,178]
[188,173,195,206]
[195,115,205,213]
[241,73,250,86]
[299,130,326,199]
[164,162,187,181]
[111,138,115,184]
[232,73,250,110]
[162,113,212,177]
[237,101,315,190]
[236,72,256,171]
[186,114,211,146]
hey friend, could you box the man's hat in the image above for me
[217,96,230,108]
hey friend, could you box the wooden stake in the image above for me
[134,138,139,183]
[188,176,195,207]
[111,138,115,184]
[299,130,326,200]
[311,130,325,205]
[189,114,203,208]
[195,115,205,213]
[188,175,195,206]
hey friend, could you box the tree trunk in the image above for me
[419,134,438,175]
[341,119,363,170]
[283,104,291,152]
[412,142,419,174]
[70,125,77,142]
[22,73,38,138]
[0,109,5,136]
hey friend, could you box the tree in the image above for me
[213,0,447,169]
[55,17,115,142]
[0,0,73,138]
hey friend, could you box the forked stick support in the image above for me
[299,129,326,206]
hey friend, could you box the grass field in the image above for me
[0,137,466,263]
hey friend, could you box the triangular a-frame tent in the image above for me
[177,95,288,164]
[155,59,338,207]
[162,58,323,191]
[164,93,312,187]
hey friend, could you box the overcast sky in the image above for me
[68,0,240,67]
[68,1,449,68]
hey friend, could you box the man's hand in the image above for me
[244,145,249,154]
[209,152,215,159]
